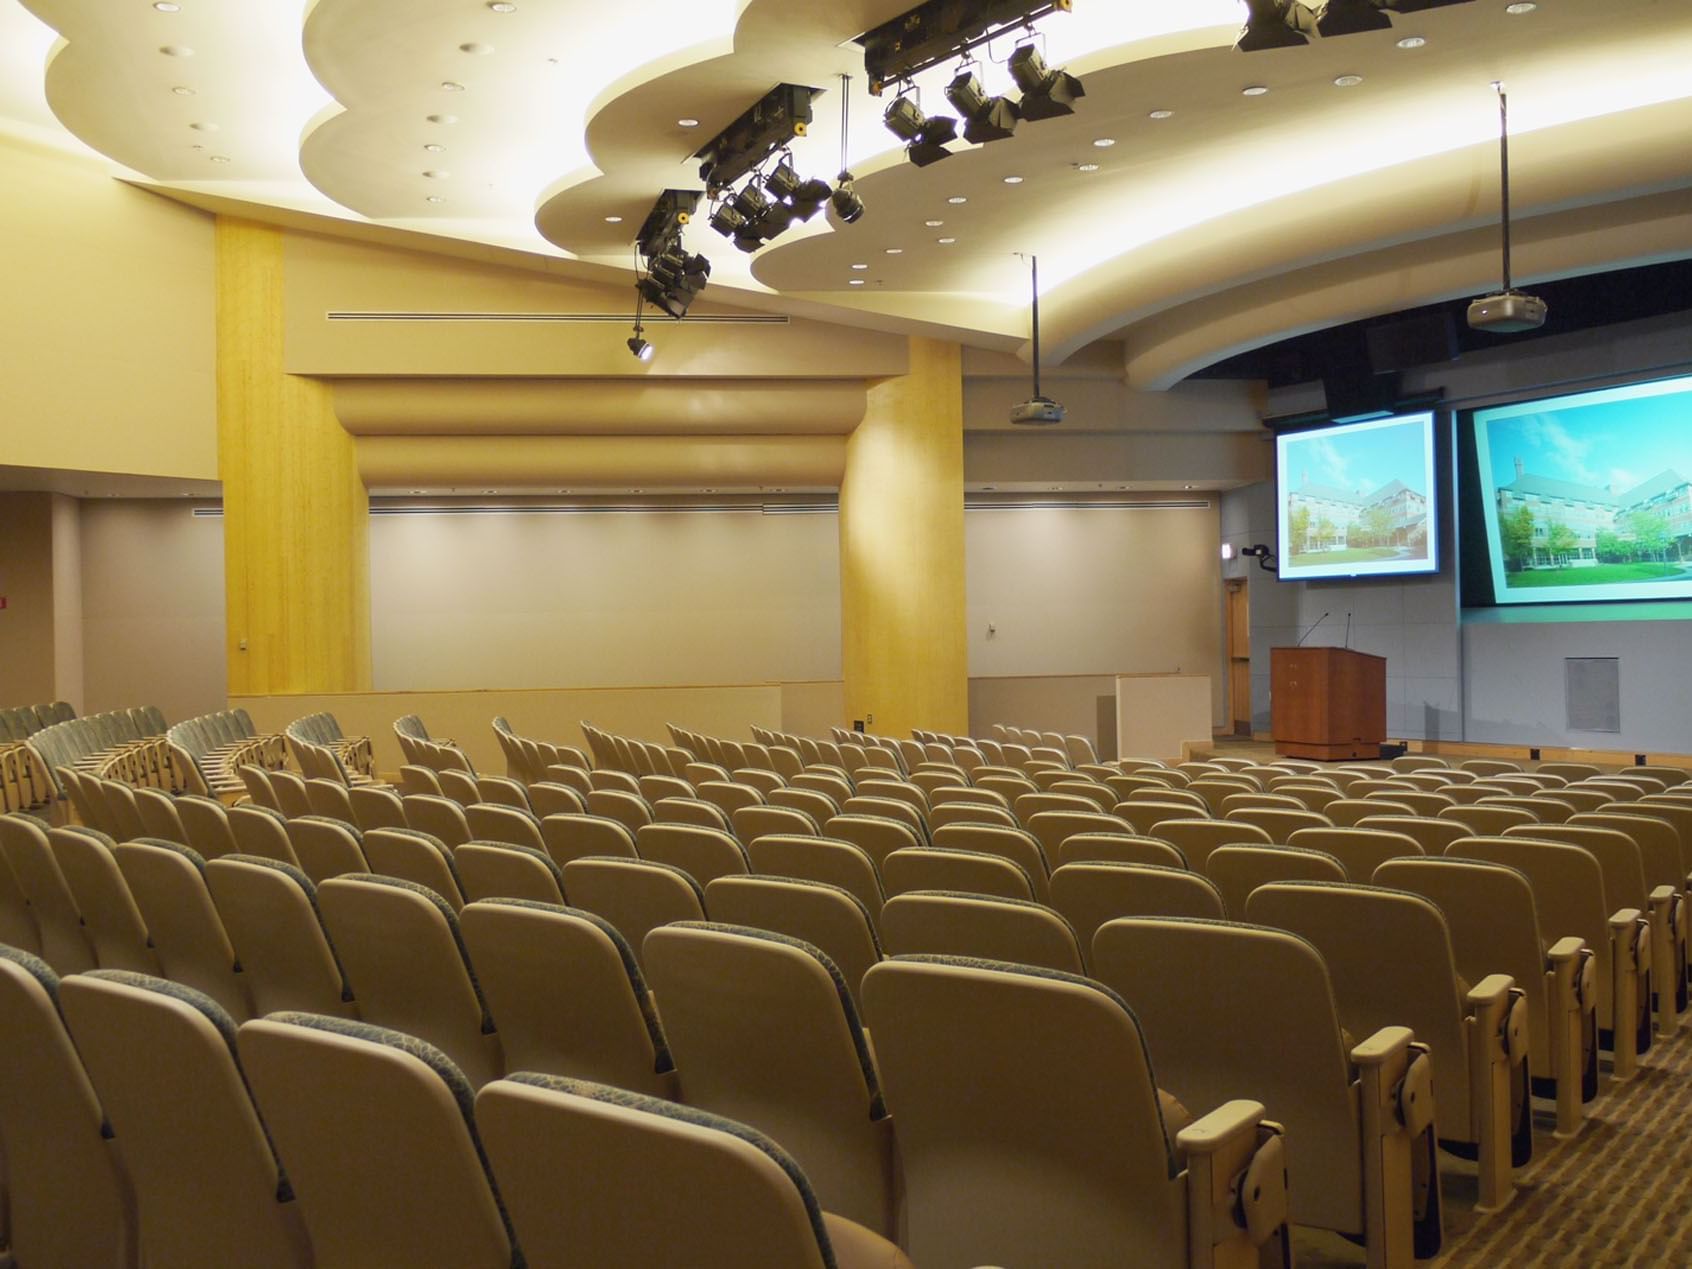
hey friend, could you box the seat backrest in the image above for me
[1356,815,1470,855]
[860,954,1185,1268]
[1227,806,1336,841]
[49,826,156,973]
[132,786,189,844]
[704,875,882,1007]
[1503,822,1647,909]
[346,783,407,832]
[1206,844,1347,918]
[880,891,1084,974]
[1150,817,1272,871]
[1572,811,1685,891]
[642,922,894,1236]
[1285,827,1423,880]
[0,947,139,1269]
[206,855,353,1017]
[476,1075,840,1269]
[822,813,922,875]
[98,779,151,843]
[1115,800,1208,834]
[696,781,764,816]
[176,795,241,859]
[560,856,707,967]
[439,768,483,806]
[229,804,302,867]
[744,835,885,929]
[841,796,927,843]
[304,777,358,822]
[541,812,637,866]
[732,803,820,843]
[0,813,94,973]
[361,826,467,908]
[636,821,750,886]
[1055,832,1188,870]
[1025,810,1137,873]
[585,788,656,833]
[403,793,473,848]
[456,841,568,905]
[59,971,312,1269]
[1440,803,1537,836]
[261,770,311,819]
[882,845,1034,901]
[1049,861,1224,949]
[928,801,1020,832]
[465,803,546,853]
[1091,916,1363,1234]
[458,899,673,1097]
[525,781,586,818]
[1246,881,1473,1136]
[0,832,42,953]
[115,839,252,1021]
[237,1014,516,1269]
[930,822,1050,901]
[284,815,369,883]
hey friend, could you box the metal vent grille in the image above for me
[1565,657,1621,733]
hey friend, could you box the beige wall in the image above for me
[50,495,83,710]
[968,675,1120,757]
[368,505,844,691]
[965,501,1226,729]
[0,138,216,480]
[78,500,227,723]
[0,494,65,708]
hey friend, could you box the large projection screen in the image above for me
[1276,413,1439,581]
[1473,375,1692,605]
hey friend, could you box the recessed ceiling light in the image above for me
[677,118,700,128]
[208,154,230,163]
[459,42,493,55]
[848,279,867,286]
[1242,85,1269,97]
[1076,162,1099,172]
[604,215,623,223]
[1148,109,1173,120]
[885,248,903,254]
[1334,74,1364,88]
[1003,175,1024,184]
[189,143,204,150]
[188,121,217,131]
[426,196,444,203]
[947,195,968,204]
[422,169,449,179]
[1396,35,1426,49]
[424,142,444,152]
[487,1,516,10]
[158,45,193,57]
[851,262,869,269]
[171,85,195,95]
[426,113,457,124]
[1505,2,1537,12]
[440,81,465,91]
[925,219,944,227]
[152,1,180,11]
[1093,137,1116,148]
[937,237,956,244]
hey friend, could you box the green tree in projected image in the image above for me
[1547,520,1577,563]
[1501,504,1535,571]
[1289,505,1311,554]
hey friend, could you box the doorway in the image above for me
[1225,579,1251,737]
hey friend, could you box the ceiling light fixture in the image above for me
[1003,175,1024,184]
[849,278,867,286]
[947,195,968,204]
[1092,138,1116,147]
[1333,74,1365,87]
[884,93,961,167]
[1397,35,1427,48]
[440,81,465,91]
[1148,110,1173,120]
[937,236,956,243]
[604,215,623,223]
[1008,44,1084,120]
[171,85,194,95]
[1076,162,1099,172]
[1504,2,1536,12]
[677,117,700,128]
[422,169,449,179]
[487,2,517,11]
[1242,84,1270,96]
[851,262,869,270]
[627,323,654,361]
[830,74,867,225]
[925,219,944,227]
[945,67,1020,144]
[426,113,457,124]
[423,142,444,152]
[158,45,193,57]
[153,2,181,11]
[426,195,444,203]
[1235,0,1315,51]
[857,0,1077,94]
[1314,0,1392,36]
[885,247,903,254]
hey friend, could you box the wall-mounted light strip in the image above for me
[964,497,1212,511]
[327,310,789,325]
[370,501,837,517]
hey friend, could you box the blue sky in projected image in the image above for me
[1285,420,1427,497]
[1485,390,1692,493]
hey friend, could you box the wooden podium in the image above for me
[1271,647,1386,761]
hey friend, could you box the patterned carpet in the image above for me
[1293,1028,1692,1267]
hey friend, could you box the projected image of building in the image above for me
[1288,473,1429,556]
[1495,456,1692,569]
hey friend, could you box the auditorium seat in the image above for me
[206,855,354,1017]
[1481,794,1574,823]
[1025,809,1136,873]
[317,874,503,1089]
[0,813,95,973]
[1206,844,1347,917]
[1288,827,1424,879]
[1049,861,1225,948]
[883,845,1035,901]
[229,804,302,867]
[745,835,886,930]
[348,783,408,832]
[454,842,568,904]
[268,770,315,819]
[696,780,764,817]
[824,813,921,875]
[929,800,1019,831]
[238,1014,519,1268]
[880,891,1084,973]
[1330,797,1414,826]
[643,922,900,1238]
[1115,800,1208,834]
[396,762,438,798]
[524,780,585,818]
[1225,805,1334,841]
[115,839,252,1020]
[561,857,707,968]
[1056,832,1188,869]
[542,811,637,865]
[733,803,820,843]
[458,899,675,1097]
[465,802,546,852]
[1357,815,1470,855]
[133,785,189,842]
[49,825,156,973]
[637,821,751,885]
[930,822,1051,901]
[638,773,694,804]
[438,769,483,807]
[860,954,1288,1268]
[704,876,882,1006]
[0,835,40,954]
[1152,818,1273,872]
[362,826,468,908]
[1092,916,1440,1264]
[283,815,368,883]
[177,794,241,858]
[1268,782,1345,814]
[403,793,473,847]
[59,971,314,1269]
[305,777,358,823]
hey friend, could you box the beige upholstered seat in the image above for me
[861,954,1288,1269]
[1046,780,1117,812]
[696,780,765,817]
[1151,818,1273,872]
[1358,815,1470,855]
[1246,881,1526,1214]
[769,785,840,824]
[1324,797,1407,827]
[1026,809,1136,873]
[540,811,637,866]
[1392,756,1449,774]
[1013,791,1106,828]
[238,1014,518,1269]
[1226,806,1335,841]
[206,854,355,1016]
[229,804,301,867]
[1221,791,1310,814]
[733,803,821,843]
[402,793,473,847]
[930,821,1051,901]
[1057,832,1188,869]
[855,778,929,817]
[0,947,138,1269]
[455,841,568,904]
[1454,836,1650,1082]
[361,825,468,908]
[637,821,751,885]
[652,794,733,830]
[543,762,595,796]
[793,770,856,805]
[524,781,585,818]
[1287,827,1424,879]
[842,796,928,844]
[0,833,41,953]
[880,891,1084,973]
[477,1075,912,1269]
[439,768,483,806]
[284,815,368,883]
[177,794,240,858]
[1187,778,1261,815]
[465,802,546,852]
[746,835,886,930]
[704,876,882,1006]
[1270,783,1346,814]
[239,764,281,811]
[267,770,315,819]
[348,783,408,832]
[459,899,675,1096]
[134,785,190,843]
[399,764,444,797]
[1477,794,1569,822]
[824,813,922,875]
[1093,917,1440,1264]
[60,972,313,1269]
[1116,800,1209,834]
[929,800,1020,831]
[47,825,155,972]
[304,777,358,823]
[882,845,1035,901]
[1206,844,1347,917]
[638,773,694,804]
[560,856,707,967]
[644,922,900,1237]
[97,779,150,842]
[735,768,788,795]
[1441,803,1537,835]
[1049,861,1224,949]
[1377,856,1591,1139]
[317,873,504,1088]
[116,839,252,1020]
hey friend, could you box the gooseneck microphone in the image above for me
[1295,612,1332,647]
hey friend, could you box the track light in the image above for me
[831,172,865,224]
[627,326,653,361]
[883,95,926,142]
[1007,44,1084,120]
[945,69,1020,144]
[732,184,771,222]
[790,177,833,221]
[639,247,711,319]
[764,159,803,201]
[882,93,961,166]
[1315,0,1392,34]
[709,203,746,238]
[1235,0,1317,50]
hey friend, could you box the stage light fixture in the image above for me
[945,69,1020,143]
[764,159,803,201]
[1316,0,1392,34]
[635,189,702,259]
[694,83,821,193]
[627,328,653,361]
[831,174,866,224]
[1007,44,1084,120]
[732,184,772,222]
[709,203,746,238]
[1235,0,1317,50]
[883,95,927,142]
[790,177,833,221]
[639,247,711,319]
[907,113,960,166]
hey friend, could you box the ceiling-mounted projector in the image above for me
[1011,253,1065,425]
[1468,82,1545,335]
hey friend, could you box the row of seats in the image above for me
[0,700,75,812]
[21,706,168,804]
[165,708,279,797]
[283,711,373,782]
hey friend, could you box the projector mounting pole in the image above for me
[1495,81,1512,293]
[1030,254,1042,399]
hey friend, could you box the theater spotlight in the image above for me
[764,159,803,201]
[1007,44,1084,120]
[639,247,711,318]
[945,68,1020,144]
[709,202,746,238]
[1315,0,1392,35]
[1235,0,1317,50]
[789,176,833,221]
[831,172,866,224]
[883,93,961,166]
[627,326,653,361]
[883,94,926,142]
[732,184,772,222]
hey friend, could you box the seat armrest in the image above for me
[1180,1102,1290,1255]
[1464,973,1515,1013]
[1546,936,1586,966]
[1350,1024,1413,1069]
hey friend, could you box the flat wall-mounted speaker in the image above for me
[1365,313,1460,374]
[1566,657,1621,733]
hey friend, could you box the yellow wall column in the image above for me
[839,337,969,736]
[217,218,371,696]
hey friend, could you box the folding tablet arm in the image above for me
[1352,1025,1438,1269]
[1647,884,1680,1033]
[1545,936,1593,1138]
[1608,906,1648,1081]
[1178,1099,1290,1269]
[1463,973,1524,1215]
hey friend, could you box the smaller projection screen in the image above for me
[1276,413,1439,581]
[1472,375,1692,605]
